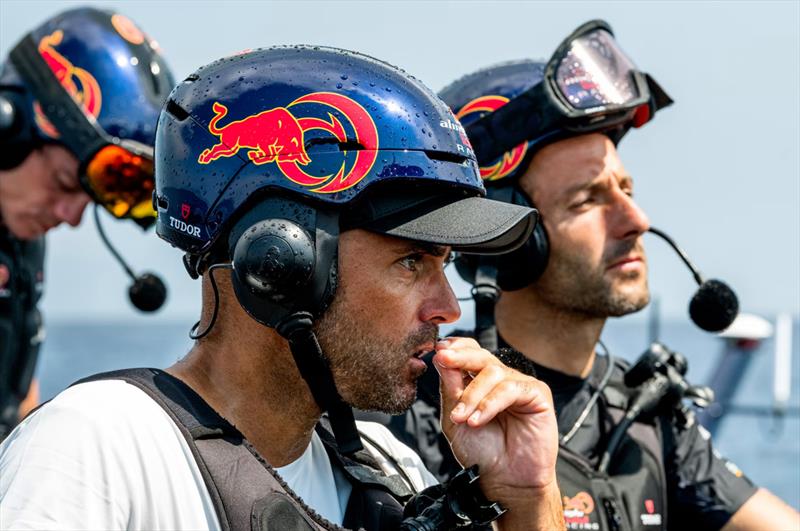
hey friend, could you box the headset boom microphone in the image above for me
[647,227,738,332]
[94,206,167,312]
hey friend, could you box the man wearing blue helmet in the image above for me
[0,7,174,439]
[0,46,567,530]
[366,20,799,531]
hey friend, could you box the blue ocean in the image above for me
[35,317,800,510]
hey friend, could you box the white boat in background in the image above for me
[698,312,795,435]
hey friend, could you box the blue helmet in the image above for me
[155,45,535,262]
[440,60,546,184]
[2,7,175,226]
[154,46,537,453]
[440,20,673,186]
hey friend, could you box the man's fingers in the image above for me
[435,342,500,374]
[437,336,482,351]
[434,352,467,420]
[435,338,554,430]
[448,363,507,424]
[465,378,549,427]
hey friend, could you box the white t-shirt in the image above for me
[0,379,437,530]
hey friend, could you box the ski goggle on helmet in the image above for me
[466,19,673,166]
[8,8,174,228]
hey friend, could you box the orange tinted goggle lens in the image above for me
[85,145,155,219]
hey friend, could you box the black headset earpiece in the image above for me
[0,87,38,171]
[227,196,340,329]
[454,183,550,291]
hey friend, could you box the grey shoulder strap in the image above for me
[77,369,345,531]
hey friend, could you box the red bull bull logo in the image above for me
[34,30,102,138]
[198,92,378,194]
[456,95,527,182]
[199,103,311,166]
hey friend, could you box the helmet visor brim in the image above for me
[357,195,538,255]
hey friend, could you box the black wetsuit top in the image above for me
[0,227,44,439]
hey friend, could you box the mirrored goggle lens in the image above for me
[554,28,640,110]
[84,144,155,220]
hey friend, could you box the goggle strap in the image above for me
[467,83,558,164]
[467,72,674,164]
[9,34,107,161]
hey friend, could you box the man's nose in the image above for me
[611,190,650,239]
[54,193,91,227]
[419,270,462,325]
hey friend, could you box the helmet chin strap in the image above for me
[276,209,362,455]
[276,312,363,454]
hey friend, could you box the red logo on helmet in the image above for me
[181,203,191,220]
[198,92,378,194]
[34,30,103,138]
[199,103,310,166]
[456,95,527,182]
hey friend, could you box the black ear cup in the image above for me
[233,219,316,302]
[0,89,37,170]
[496,214,549,291]
[454,184,550,291]
[227,197,339,329]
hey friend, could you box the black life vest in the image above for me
[77,368,415,531]
[0,228,44,437]
[483,338,671,531]
[555,358,668,531]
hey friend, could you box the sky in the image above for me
[1,0,798,326]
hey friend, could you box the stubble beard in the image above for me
[536,239,650,318]
[314,292,439,415]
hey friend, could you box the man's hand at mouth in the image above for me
[434,337,565,531]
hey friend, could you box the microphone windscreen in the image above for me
[129,273,167,313]
[689,279,739,332]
